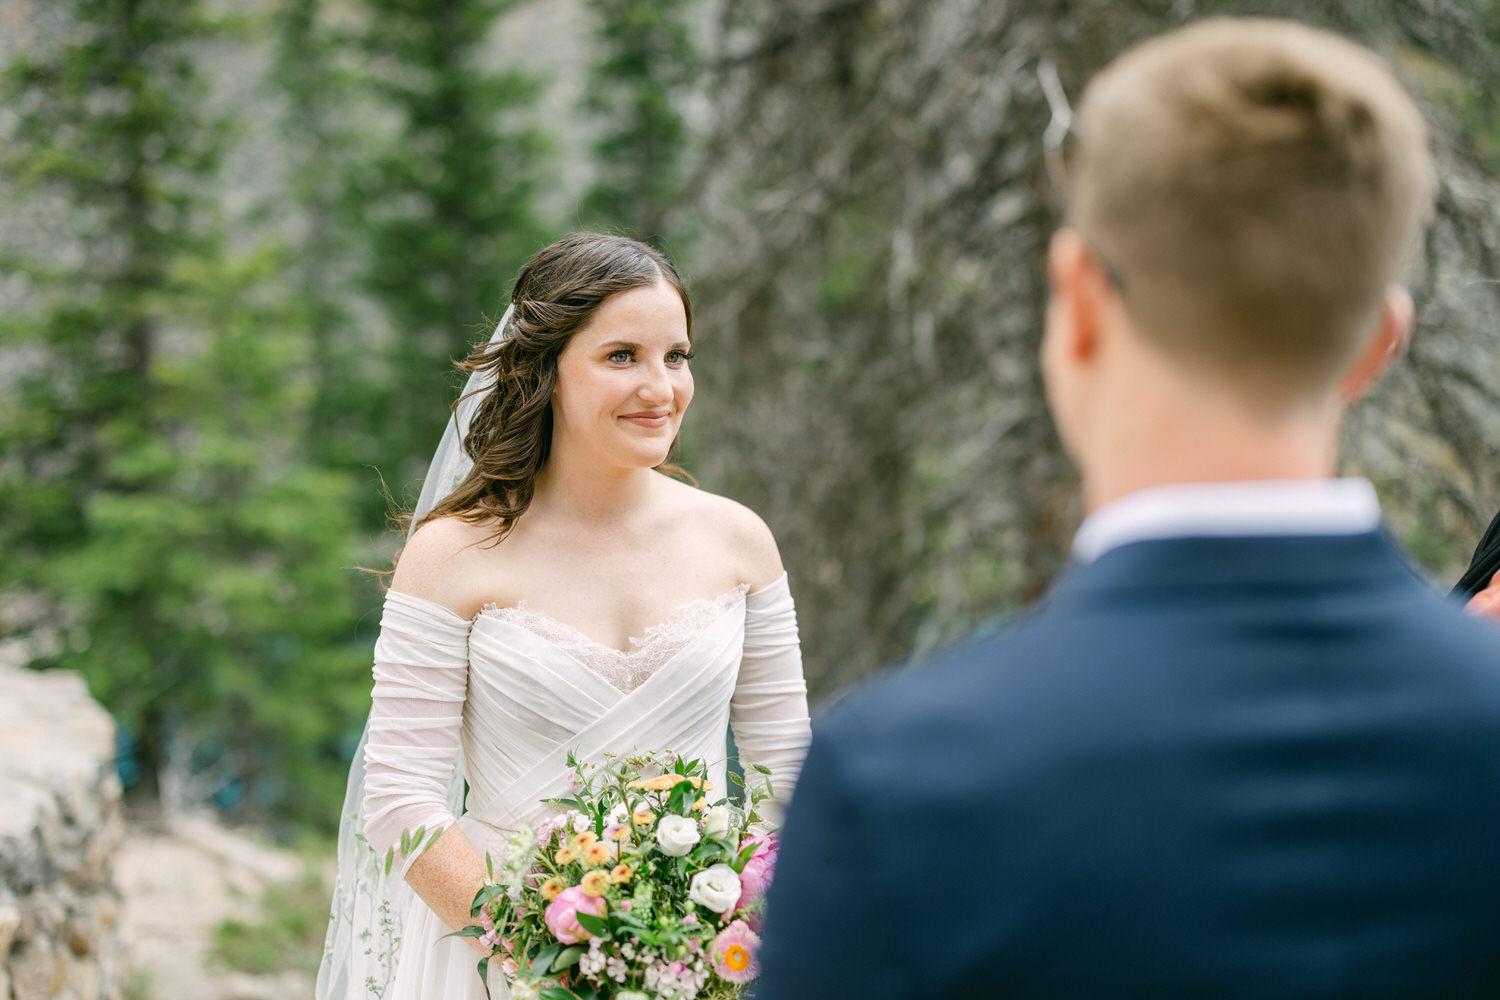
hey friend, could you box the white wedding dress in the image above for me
[323,572,810,1000]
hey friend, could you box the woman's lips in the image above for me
[620,411,671,428]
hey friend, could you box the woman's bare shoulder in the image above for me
[659,477,785,590]
[390,515,502,614]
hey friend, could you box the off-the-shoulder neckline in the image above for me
[385,570,789,626]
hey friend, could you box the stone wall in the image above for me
[0,668,123,1000]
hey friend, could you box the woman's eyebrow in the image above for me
[599,339,692,352]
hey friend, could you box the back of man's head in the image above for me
[1069,18,1435,402]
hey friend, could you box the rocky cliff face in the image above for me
[0,668,123,1000]
[678,0,1500,694]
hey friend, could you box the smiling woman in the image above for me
[550,279,696,477]
[318,232,812,1000]
[412,232,697,545]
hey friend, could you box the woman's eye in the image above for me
[607,350,633,364]
[667,350,695,365]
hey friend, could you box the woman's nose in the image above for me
[637,363,673,403]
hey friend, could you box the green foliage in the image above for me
[0,0,371,830]
[580,0,698,238]
[351,0,552,493]
[211,869,333,976]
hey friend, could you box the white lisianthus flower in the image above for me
[687,863,742,914]
[606,802,630,828]
[568,810,591,834]
[700,804,731,840]
[618,993,650,1000]
[507,975,539,1000]
[655,814,701,856]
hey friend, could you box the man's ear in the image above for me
[1339,284,1414,402]
[1047,228,1104,364]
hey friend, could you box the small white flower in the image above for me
[510,981,539,1000]
[568,809,591,834]
[618,993,650,1000]
[606,802,630,827]
[700,804,731,840]
[655,814,701,856]
[687,862,741,914]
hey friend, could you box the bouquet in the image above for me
[457,749,780,1000]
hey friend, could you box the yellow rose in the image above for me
[580,870,611,898]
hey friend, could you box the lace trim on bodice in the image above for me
[478,585,750,693]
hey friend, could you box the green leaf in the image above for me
[444,925,486,940]
[551,944,586,971]
[530,943,561,976]
[476,957,490,1000]
[733,841,759,871]
[422,827,444,855]
[665,781,695,817]
[574,911,609,937]
[752,764,773,776]
[538,989,576,1000]
[727,771,745,788]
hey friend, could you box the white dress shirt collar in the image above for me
[1072,478,1382,564]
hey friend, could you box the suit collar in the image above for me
[1053,529,1422,600]
[1073,478,1381,564]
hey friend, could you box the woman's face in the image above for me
[552,279,693,472]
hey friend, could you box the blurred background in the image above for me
[1,0,1499,993]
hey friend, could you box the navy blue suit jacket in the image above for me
[756,532,1500,999]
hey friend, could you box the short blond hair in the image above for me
[1070,18,1435,398]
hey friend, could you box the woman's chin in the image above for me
[611,443,674,471]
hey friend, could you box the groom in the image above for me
[756,18,1500,999]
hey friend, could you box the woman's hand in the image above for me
[1465,574,1500,624]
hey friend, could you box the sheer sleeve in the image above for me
[361,589,472,877]
[733,574,813,827]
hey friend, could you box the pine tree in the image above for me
[580,0,697,239]
[0,0,369,828]
[353,0,551,496]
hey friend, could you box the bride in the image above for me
[317,233,812,999]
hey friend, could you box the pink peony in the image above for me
[711,919,761,983]
[735,834,779,913]
[544,886,607,945]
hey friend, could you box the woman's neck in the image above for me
[531,442,656,524]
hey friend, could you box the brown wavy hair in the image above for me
[406,232,693,547]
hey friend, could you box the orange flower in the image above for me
[691,797,708,812]
[541,877,566,901]
[724,943,751,972]
[626,774,713,792]
[580,870,611,898]
[631,810,657,827]
[554,847,576,866]
[608,864,633,884]
[627,774,689,792]
[572,831,599,852]
[583,842,614,866]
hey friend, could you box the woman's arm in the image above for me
[362,518,494,955]
[724,505,813,825]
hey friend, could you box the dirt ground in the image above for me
[118,813,322,1000]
